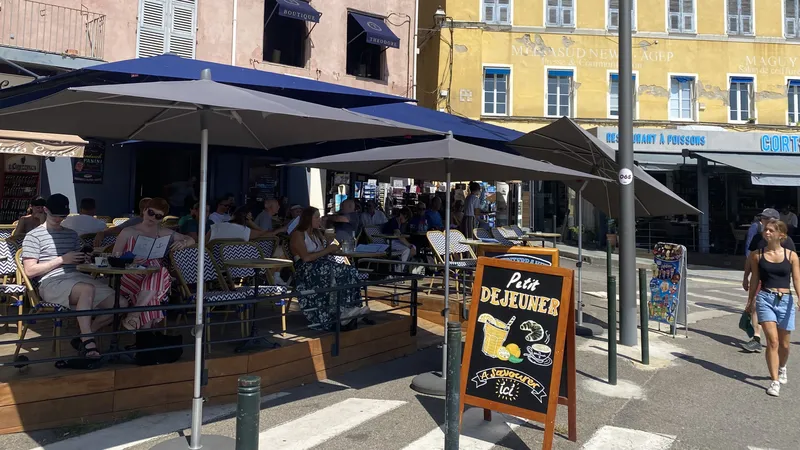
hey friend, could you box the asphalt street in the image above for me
[3,259,798,450]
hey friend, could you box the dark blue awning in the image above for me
[349,12,400,48]
[276,0,320,23]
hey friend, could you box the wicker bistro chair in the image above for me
[162,216,180,229]
[473,227,492,240]
[490,228,517,247]
[509,224,525,238]
[220,242,291,335]
[94,216,112,224]
[425,230,477,296]
[0,239,26,337]
[13,249,72,359]
[170,245,251,347]
[251,237,278,259]
[496,227,524,246]
[112,218,129,227]
[364,225,387,245]
[81,233,117,253]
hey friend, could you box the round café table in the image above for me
[224,258,293,351]
[525,232,561,248]
[77,263,159,363]
[372,234,410,259]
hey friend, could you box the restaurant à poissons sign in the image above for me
[460,257,577,450]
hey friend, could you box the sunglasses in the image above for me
[147,209,164,221]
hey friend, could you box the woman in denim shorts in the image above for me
[746,219,800,397]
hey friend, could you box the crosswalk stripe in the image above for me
[708,289,746,298]
[687,292,742,306]
[401,408,524,450]
[581,426,676,450]
[258,398,405,449]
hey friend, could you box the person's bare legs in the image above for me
[762,321,780,381]
[778,328,791,369]
[123,290,156,330]
[90,291,126,332]
[68,283,100,357]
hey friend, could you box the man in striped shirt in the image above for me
[21,194,119,359]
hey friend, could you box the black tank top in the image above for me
[759,248,792,290]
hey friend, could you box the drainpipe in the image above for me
[231,0,239,65]
[412,0,419,100]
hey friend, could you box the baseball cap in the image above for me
[45,194,70,216]
[758,208,780,220]
[30,197,46,207]
[290,205,303,211]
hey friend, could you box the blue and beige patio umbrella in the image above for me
[291,132,610,395]
[0,71,437,449]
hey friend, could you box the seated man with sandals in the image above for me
[21,194,123,360]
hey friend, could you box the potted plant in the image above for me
[606,219,618,248]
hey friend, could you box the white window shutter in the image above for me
[498,4,509,23]
[168,0,197,59]
[137,0,167,58]
[562,0,574,26]
[789,18,797,38]
[485,0,495,22]
[609,0,619,28]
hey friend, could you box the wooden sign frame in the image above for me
[489,246,560,267]
[459,257,577,449]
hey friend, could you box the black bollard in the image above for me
[638,268,650,365]
[607,276,617,385]
[444,322,462,450]
[236,376,261,450]
[607,238,612,280]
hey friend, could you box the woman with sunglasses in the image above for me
[112,198,195,330]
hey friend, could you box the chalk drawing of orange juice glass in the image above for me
[477,313,516,358]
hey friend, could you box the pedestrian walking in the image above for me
[746,219,800,397]
[741,208,797,353]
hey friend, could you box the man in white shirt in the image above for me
[463,182,483,235]
[61,198,107,237]
[254,198,288,233]
[781,205,798,234]
[361,200,388,226]
[208,198,232,224]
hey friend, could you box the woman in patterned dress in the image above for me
[112,198,194,330]
[290,207,366,330]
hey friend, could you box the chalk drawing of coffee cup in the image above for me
[525,343,552,366]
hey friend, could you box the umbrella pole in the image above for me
[442,164,451,379]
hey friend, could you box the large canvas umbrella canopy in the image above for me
[0,71,438,450]
[0,79,435,148]
[509,117,700,217]
[292,132,609,395]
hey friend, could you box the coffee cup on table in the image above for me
[95,256,108,267]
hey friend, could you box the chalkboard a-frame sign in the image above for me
[460,257,577,450]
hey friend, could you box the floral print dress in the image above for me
[294,254,363,330]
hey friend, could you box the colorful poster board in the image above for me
[460,257,576,449]
[648,243,685,328]
[71,141,104,184]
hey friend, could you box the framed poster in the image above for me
[72,141,105,184]
[460,257,576,449]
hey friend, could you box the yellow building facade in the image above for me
[418,0,800,132]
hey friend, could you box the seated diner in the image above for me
[290,206,369,330]
[12,197,47,237]
[209,206,275,241]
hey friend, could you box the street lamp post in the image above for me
[617,0,637,347]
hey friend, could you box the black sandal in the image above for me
[361,316,376,325]
[78,338,101,359]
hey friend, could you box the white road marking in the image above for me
[33,392,290,450]
[402,407,523,450]
[581,426,676,450]
[258,398,405,450]
[687,292,742,306]
[708,289,747,298]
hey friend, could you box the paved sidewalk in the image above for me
[557,243,744,283]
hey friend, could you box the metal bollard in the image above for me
[235,376,261,450]
[607,239,612,280]
[444,322,462,450]
[638,268,650,365]
[607,276,617,385]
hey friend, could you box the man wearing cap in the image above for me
[741,208,797,353]
[21,194,120,359]
[11,197,47,238]
[286,205,304,234]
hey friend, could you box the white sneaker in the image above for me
[767,380,781,397]
[779,367,788,385]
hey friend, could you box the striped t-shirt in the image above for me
[21,224,82,283]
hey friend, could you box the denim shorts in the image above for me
[756,290,796,331]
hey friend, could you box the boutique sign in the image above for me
[594,127,800,154]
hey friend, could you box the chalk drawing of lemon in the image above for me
[478,313,493,324]
[506,343,521,358]
[497,346,511,361]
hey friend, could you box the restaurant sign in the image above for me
[71,141,104,184]
[5,154,40,173]
[0,138,85,158]
[460,257,576,449]
[595,127,800,154]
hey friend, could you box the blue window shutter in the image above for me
[548,69,573,77]
[485,67,511,75]
[673,76,693,83]
[789,79,800,87]
[730,76,753,83]
[610,74,636,81]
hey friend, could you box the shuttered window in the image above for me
[547,69,574,117]
[787,0,799,38]
[727,0,753,36]
[668,0,695,33]
[484,0,511,24]
[546,0,574,28]
[137,0,197,59]
[729,77,754,122]
[608,0,636,31]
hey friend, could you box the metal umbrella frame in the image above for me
[290,132,610,394]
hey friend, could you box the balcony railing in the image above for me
[0,0,105,60]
